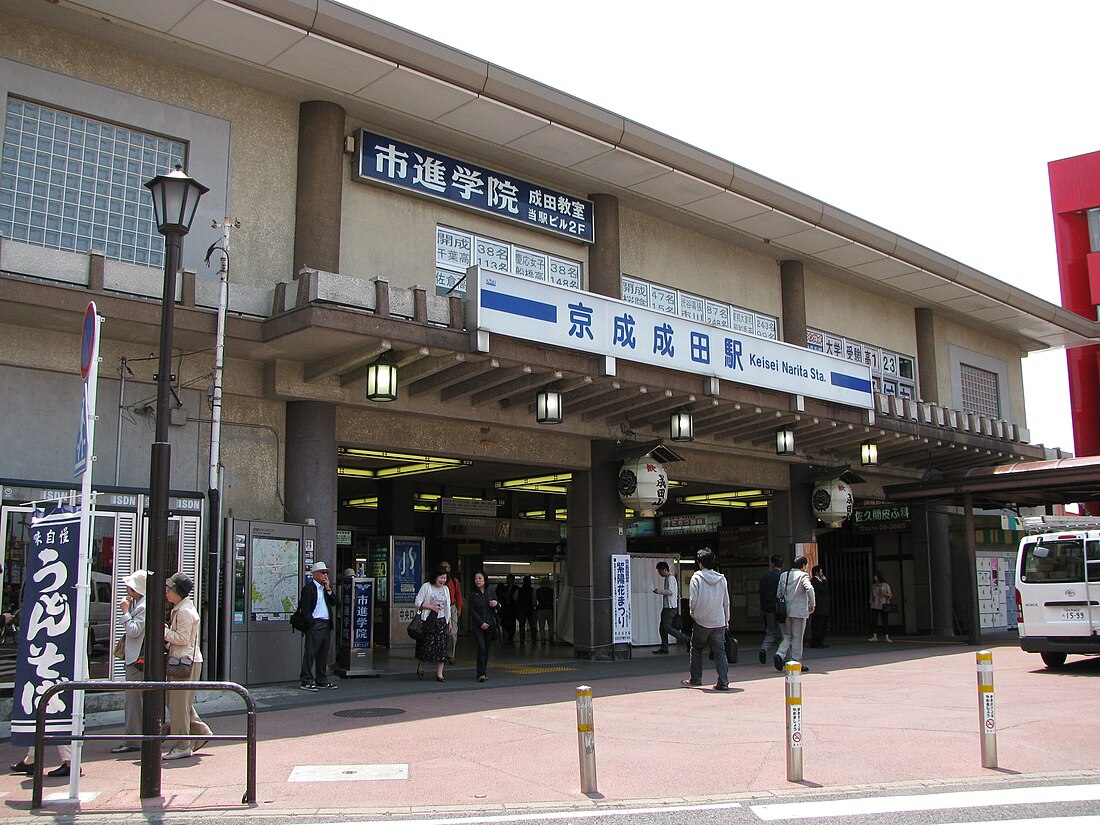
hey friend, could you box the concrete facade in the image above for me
[1,0,1097,673]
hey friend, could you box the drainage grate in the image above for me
[333,707,406,719]
[497,666,578,675]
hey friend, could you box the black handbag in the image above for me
[725,630,739,664]
[289,610,307,633]
[407,613,424,640]
[774,572,790,623]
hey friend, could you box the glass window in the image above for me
[0,97,186,268]
[1020,538,1096,583]
[960,363,1000,417]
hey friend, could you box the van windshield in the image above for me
[1021,539,1100,583]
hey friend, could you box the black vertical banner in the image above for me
[11,507,80,747]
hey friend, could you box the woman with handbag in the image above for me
[868,570,894,643]
[468,571,499,682]
[413,566,451,682]
[163,572,213,760]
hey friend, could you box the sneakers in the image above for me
[300,682,318,692]
[110,744,140,754]
[758,649,766,664]
[162,749,192,761]
[652,649,669,655]
[680,678,701,687]
[714,683,730,691]
[867,635,878,642]
[773,653,784,672]
[477,674,488,682]
[316,682,338,690]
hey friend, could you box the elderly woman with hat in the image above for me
[111,569,151,754]
[162,571,212,761]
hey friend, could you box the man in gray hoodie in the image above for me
[681,547,731,691]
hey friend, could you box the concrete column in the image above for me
[588,194,621,298]
[769,465,816,559]
[780,260,807,348]
[377,479,416,535]
[294,101,345,276]
[915,308,938,404]
[285,401,337,570]
[567,440,628,660]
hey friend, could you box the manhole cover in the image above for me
[333,708,406,718]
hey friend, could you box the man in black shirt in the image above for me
[758,554,784,664]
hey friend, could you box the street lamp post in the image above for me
[142,166,207,798]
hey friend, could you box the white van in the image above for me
[87,571,112,651]
[1015,517,1100,668]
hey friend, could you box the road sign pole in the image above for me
[785,661,804,782]
[977,650,998,768]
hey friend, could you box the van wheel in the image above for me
[1041,652,1067,669]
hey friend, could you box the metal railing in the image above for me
[31,680,257,809]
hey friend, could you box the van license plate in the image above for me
[1062,608,1087,621]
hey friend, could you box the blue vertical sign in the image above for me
[11,507,80,746]
[391,539,422,604]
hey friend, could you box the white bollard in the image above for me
[976,650,998,768]
[575,685,597,794]
[785,661,804,781]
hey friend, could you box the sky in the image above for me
[344,1,1100,453]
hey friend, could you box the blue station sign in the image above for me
[468,268,874,409]
[355,130,594,244]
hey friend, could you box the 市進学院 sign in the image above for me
[355,130,594,243]
[468,268,874,409]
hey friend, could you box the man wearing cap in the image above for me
[112,570,150,754]
[297,561,337,691]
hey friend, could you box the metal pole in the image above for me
[785,661,804,782]
[963,493,982,645]
[575,685,597,794]
[141,230,182,798]
[114,356,128,486]
[976,649,998,768]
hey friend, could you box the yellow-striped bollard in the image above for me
[785,661,804,781]
[976,650,998,768]
[575,685,597,794]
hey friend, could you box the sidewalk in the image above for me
[3,636,1099,817]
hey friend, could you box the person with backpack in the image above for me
[774,556,816,672]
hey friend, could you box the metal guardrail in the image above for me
[31,680,257,809]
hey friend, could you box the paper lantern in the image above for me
[617,457,668,516]
[811,479,853,527]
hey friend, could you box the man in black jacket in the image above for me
[757,555,784,665]
[297,561,337,691]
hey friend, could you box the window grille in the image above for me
[960,362,1000,417]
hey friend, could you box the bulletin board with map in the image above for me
[250,536,301,621]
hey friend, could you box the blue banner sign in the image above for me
[11,507,79,747]
[391,538,423,604]
[356,130,594,244]
[342,578,374,651]
[469,268,874,409]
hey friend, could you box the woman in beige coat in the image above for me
[163,572,213,760]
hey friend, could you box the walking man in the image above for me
[652,561,688,653]
[808,565,831,648]
[758,554,784,664]
[298,561,337,691]
[681,547,731,691]
[441,560,463,664]
[775,556,816,672]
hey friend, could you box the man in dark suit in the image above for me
[809,565,831,648]
[297,561,337,691]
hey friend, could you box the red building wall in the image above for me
[1048,152,1100,459]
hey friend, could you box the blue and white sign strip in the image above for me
[469,268,873,409]
[611,554,632,643]
[356,130,594,243]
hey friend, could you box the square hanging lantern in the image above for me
[861,441,879,466]
[366,351,398,402]
[536,386,562,425]
[775,427,795,455]
[670,408,694,442]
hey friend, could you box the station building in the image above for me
[3,0,1097,681]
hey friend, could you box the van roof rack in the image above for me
[1020,515,1100,534]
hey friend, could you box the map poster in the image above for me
[250,536,301,621]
